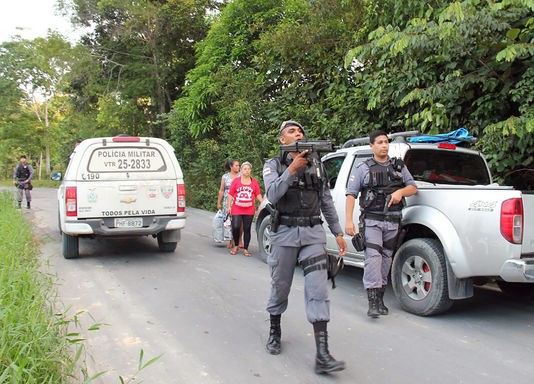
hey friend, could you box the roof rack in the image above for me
[342,130,421,148]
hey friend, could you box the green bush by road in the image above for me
[0,191,76,383]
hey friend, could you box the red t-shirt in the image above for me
[228,177,261,216]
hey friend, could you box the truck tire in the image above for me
[496,281,534,299]
[63,233,79,259]
[157,231,177,252]
[391,238,453,316]
[257,215,272,263]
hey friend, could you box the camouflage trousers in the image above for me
[362,218,399,289]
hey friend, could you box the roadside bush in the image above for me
[0,191,76,383]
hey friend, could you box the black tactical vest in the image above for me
[16,164,31,180]
[273,155,322,217]
[360,157,405,213]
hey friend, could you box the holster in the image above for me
[266,204,280,233]
[351,215,366,251]
[352,233,366,252]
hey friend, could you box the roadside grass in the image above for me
[0,191,78,383]
[0,191,161,383]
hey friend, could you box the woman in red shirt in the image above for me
[227,161,263,256]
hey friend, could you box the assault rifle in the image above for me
[279,140,336,158]
[279,140,336,183]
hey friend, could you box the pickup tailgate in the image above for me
[522,192,534,255]
[68,139,180,219]
[76,179,177,219]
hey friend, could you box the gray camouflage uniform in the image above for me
[13,163,34,204]
[346,159,416,289]
[263,155,344,323]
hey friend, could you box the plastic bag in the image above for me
[213,210,232,243]
[212,210,225,243]
[223,216,232,240]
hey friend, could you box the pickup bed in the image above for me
[256,132,534,316]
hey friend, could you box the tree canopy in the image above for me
[0,0,532,202]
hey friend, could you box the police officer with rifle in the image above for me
[13,155,34,209]
[262,120,347,375]
[345,129,417,318]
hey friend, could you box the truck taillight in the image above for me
[437,143,456,150]
[177,183,186,213]
[65,186,78,217]
[500,198,523,244]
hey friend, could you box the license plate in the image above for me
[114,218,143,228]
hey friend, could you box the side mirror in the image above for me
[50,171,62,181]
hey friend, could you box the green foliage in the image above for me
[343,0,533,184]
[0,192,78,383]
[0,33,75,176]
[67,0,214,138]
[3,0,534,214]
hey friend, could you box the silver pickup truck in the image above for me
[256,132,534,316]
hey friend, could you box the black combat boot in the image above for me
[367,288,380,318]
[378,286,389,315]
[17,201,21,209]
[314,326,346,374]
[26,202,31,209]
[266,314,281,355]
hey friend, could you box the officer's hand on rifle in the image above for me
[287,150,309,175]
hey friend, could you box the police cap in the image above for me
[279,120,305,134]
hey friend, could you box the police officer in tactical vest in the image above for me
[13,155,34,209]
[262,120,347,374]
[345,130,417,317]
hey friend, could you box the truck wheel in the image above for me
[391,238,453,316]
[496,281,534,299]
[157,231,177,252]
[62,233,79,259]
[257,215,272,263]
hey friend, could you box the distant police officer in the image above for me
[13,155,34,209]
[262,120,347,374]
[345,130,417,317]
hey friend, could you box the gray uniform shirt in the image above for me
[345,157,416,214]
[263,156,343,246]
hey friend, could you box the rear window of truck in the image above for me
[404,149,490,185]
[87,146,167,173]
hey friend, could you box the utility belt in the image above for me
[364,212,401,223]
[279,215,323,227]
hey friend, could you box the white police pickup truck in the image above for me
[256,132,534,316]
[58,136,186,259]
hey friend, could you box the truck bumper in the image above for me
[63,216,186,237]
[500,258,534,282]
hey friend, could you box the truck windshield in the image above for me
[404,149,490,185]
